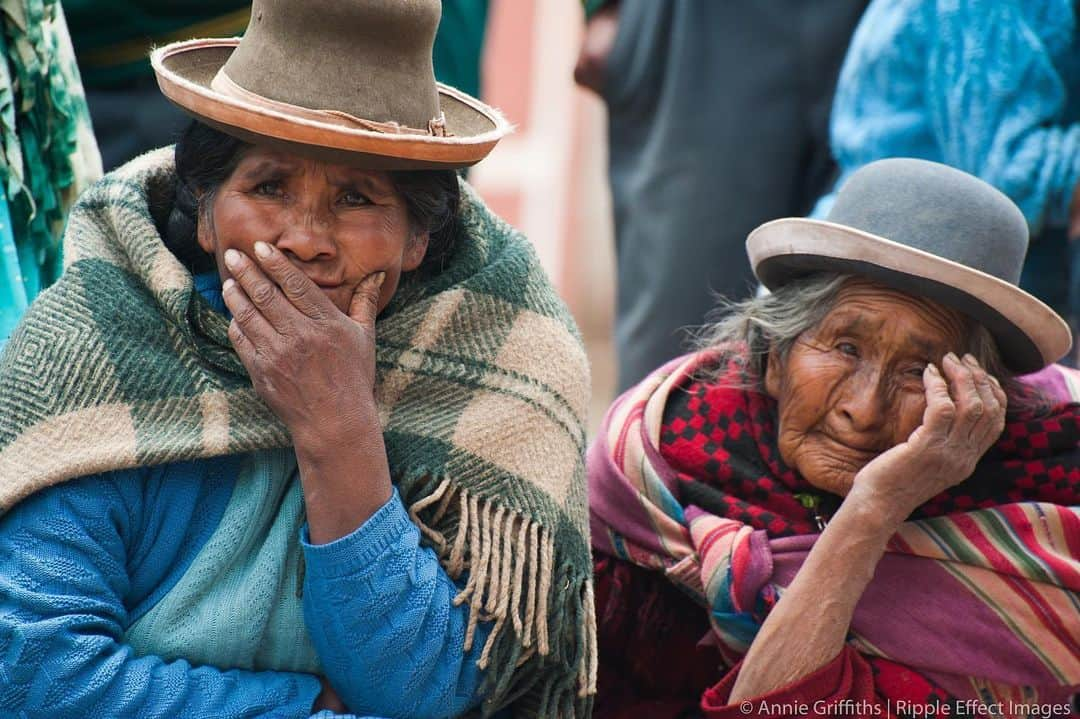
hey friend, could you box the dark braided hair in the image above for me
[163,120,461,277]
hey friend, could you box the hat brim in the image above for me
[151,38,512,170]
[747,218,1073,373]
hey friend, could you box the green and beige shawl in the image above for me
[0,148,596,718]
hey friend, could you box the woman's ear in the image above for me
[194,189,216,255]
[403,231,430,272]
[764,349,783,400]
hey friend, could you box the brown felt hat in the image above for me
[747,158,1072,374]
[151,0,511,170]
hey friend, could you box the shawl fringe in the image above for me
[407,475,597,717]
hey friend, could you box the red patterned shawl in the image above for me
[588,350,1080,717]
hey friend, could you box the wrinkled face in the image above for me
[764,278,967,496]
[197,146,428,314]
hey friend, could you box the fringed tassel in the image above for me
[523,521,540,650]
[537,526,553,656]
[407,478,453,552]
[462,495,489,650]
[510,517,529,640]
[449,488,471,576]
[407,481,598,717]
[580,578,598,697]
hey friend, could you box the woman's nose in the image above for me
[835,369,888,432]
[275,209,337,262]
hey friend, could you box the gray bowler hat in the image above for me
[746,158,1072,373]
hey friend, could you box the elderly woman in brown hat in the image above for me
[0,2,594,718]
[588,159,1080,717]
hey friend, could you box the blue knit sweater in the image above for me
[0,275,489,719]
[813,0,1080,233]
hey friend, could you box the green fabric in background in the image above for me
[582,0,611,20]
[0,0,100,347]
[432,0,489,97]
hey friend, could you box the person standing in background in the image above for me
[812,0,1080,365]
[575,0,868,392]
[64,0,250,171]
[65,0,491,171]
[0,0,101,347]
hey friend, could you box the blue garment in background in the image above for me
[816,0,1080,227]
[0,186,56,350]
[0,191,27,350]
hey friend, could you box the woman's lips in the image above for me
[818,432,885,456]
[305,274,343,289]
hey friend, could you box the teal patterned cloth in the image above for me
[124,449,318,674]
[0,0,100,346]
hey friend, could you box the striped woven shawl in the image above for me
[589,350,1080,713]
[0,149,596,718]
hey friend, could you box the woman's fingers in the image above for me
[224,248,296,333]
[964,355,1007,447]
[919,361,956,438]
[348,271,386,329]
[941,352,985,438]
[937,352,1006,452]
[227,317,259,373]
[988,372,1008,410]
[251,241,334,320]
[222,277,276,343]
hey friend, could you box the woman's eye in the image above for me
[252,181,282,197]
[836,342,858,357]
[907,365,927,378]
[339,190,371,206]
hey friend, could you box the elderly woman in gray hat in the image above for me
[0,2,595,718]
[588,159,1080,718]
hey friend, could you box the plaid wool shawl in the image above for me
[589,350,1080,713]
[0,148,596,718]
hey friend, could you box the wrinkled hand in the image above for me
[573,3,619,95]
[221,241,384,450]
[846,352,1007,525]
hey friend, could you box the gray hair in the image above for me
[695,273,1020,399]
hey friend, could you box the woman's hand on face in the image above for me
[222,241,385,452]
[846,352,1007,526]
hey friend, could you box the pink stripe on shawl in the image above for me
[768,536,1076,690]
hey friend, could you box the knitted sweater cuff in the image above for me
[300,488,412,577]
